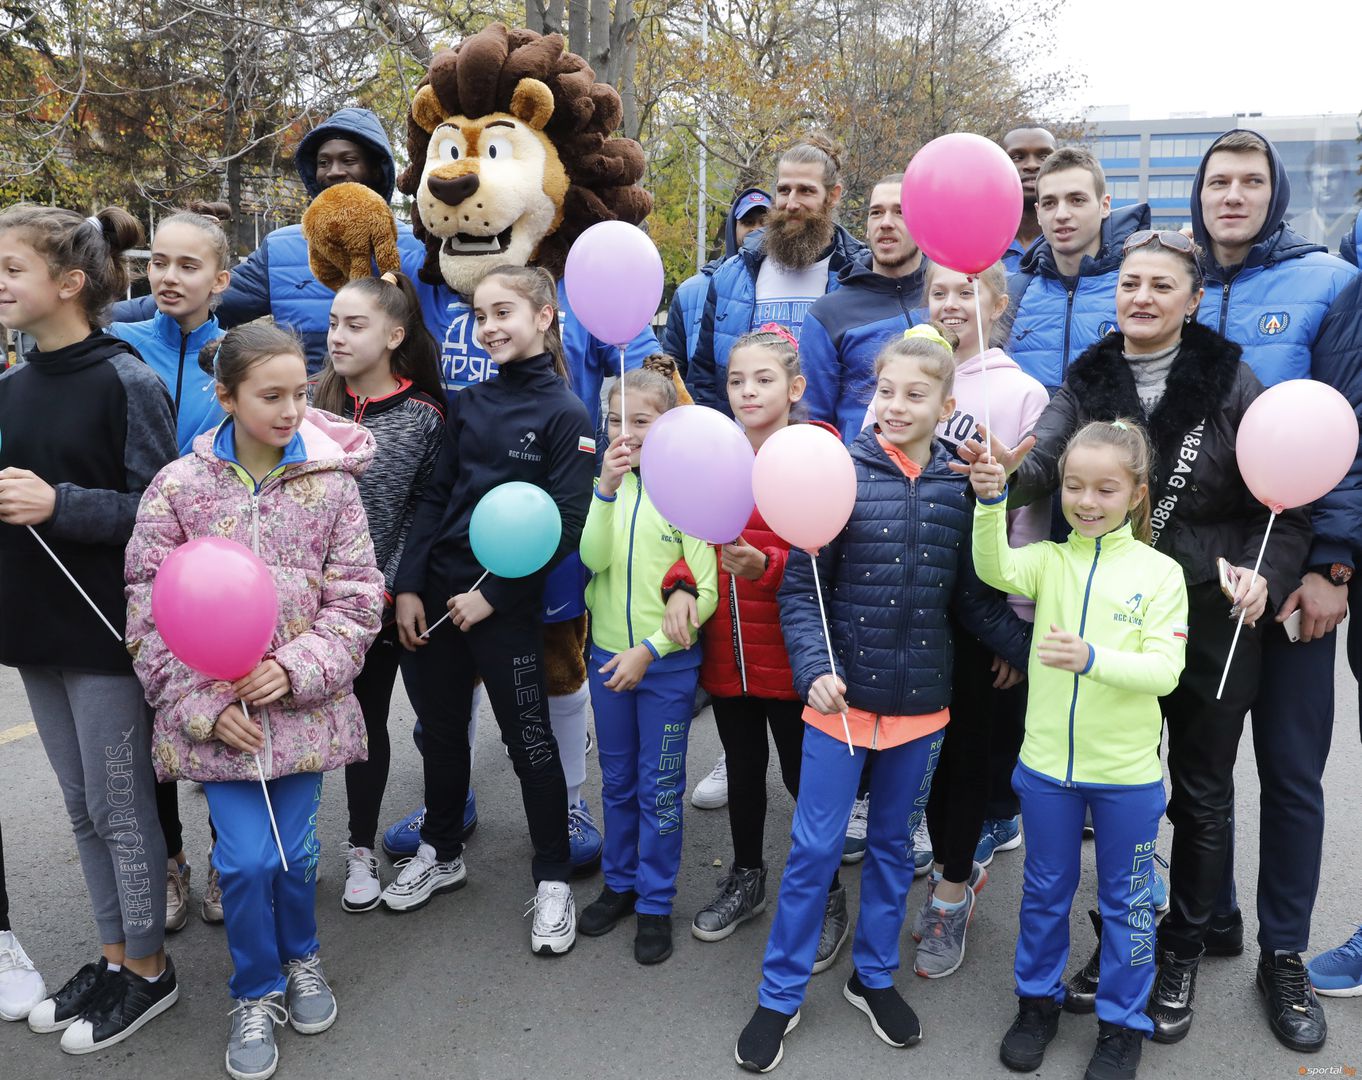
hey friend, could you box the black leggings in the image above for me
[344,626,402,850]
[0,817,9,932]
[402,598,569,883]
[712,695,805,868]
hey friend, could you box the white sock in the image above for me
[549,684,589,809]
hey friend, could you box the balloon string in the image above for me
[1215,509,1276,701]
[421,570,490,639]
[619,345,627,442]
[28,526,123,642]
[970,276,993,463]
[731,573,748,694]
[809,552,854,755]
[241,699,289,872]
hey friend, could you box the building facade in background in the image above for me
[1088,110,1361,255]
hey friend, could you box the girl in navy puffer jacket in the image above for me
[735,324,1030,1073]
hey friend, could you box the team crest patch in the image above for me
[1257,312,1289,335]
[1098,321,1116,337]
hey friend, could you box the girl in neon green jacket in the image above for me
[970,418,1189,1067]
[579,362,718,963]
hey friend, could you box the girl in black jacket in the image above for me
[968,233,1310,1062]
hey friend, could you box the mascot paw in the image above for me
[301,182,401,290]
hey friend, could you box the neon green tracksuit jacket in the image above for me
[581,474,718,666]
[973,494,1189,786]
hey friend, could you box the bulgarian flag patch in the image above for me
[577,436,596,455]
[1173,623,1189,642]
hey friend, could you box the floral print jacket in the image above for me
[126,410,384,783]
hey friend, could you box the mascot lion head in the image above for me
[399,23,652,297]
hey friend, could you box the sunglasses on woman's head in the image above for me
[1122,229,1196,255]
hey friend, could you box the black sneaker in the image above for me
[26,958,110,1034]
[635,913,673,965]
[1205,909,1245,957]
[59,956,179,1054]
[735,1004,800,1073]
[999,995,1061,1071]
[1256,951,1327,1052]
[1084,1020,1143,1080]
[842,971,921,1047]
[578,885,636,937]
[1064,909,1102,1014]
[1146,944,1201,1043]
[693,864,767,942]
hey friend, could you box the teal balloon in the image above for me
[469,482,562,578]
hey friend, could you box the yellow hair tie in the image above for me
[902,324,954,353]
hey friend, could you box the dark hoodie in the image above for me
[1005,201,1151,389]
[800,251,928,442]
[661,187,772,368]
[0,332,177,672]
[110,107,420,373]
[1190,129,1358,387]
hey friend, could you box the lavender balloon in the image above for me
[563,221,665,345]
[640,406,755,544]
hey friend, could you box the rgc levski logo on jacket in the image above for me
[508,430,543,462]
[1257,312,1290,336]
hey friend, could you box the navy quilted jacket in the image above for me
[778,431,1031,714]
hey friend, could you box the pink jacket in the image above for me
[125,410,384,784]
[862,347,1051,619]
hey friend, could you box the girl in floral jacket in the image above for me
[125,321,383,1080]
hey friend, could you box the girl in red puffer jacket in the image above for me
[661,325,847,951]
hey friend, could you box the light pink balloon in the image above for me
[901,133,1023,274]
[1236,379,1359,513]
[151,537,279,681]
[752,425,857,553]
[563,221,665,345]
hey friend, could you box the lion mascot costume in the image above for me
[303,23,661,873]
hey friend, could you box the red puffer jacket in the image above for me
[663,420,839,701]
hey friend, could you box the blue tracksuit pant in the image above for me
[1012,764,1165,1033]
[759,724,944,1013]
[589,649,698,916]
[203,772,323,1000]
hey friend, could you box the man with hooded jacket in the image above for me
[114,108,422,374]
[1165,128,1356,1055]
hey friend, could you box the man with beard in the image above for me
[1000,126,1057,272]
[687,135,866,415]
[800,174,928,442]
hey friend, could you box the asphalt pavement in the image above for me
[2,641,1361,1080]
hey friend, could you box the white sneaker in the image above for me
[527,880,576,956]
[692,752,728,809]
[341,845,381,913]
[0,930,46,1022]
[380,843,466,912]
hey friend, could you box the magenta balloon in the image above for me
[752,425,857,553]
[639,406,755,544]
[151,537,279,681]
[901,133,1023,274]
[563,221,665,345]
[1235,379,1359,513]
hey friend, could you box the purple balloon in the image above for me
[640,407,755,544]
[563,221,664,345]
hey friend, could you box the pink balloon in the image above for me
[902,133,1023,274]
[563,221,665,345]
[640,406,755,544]
[1236,379,1359,513]
[752,425,857,553]
[151,537,279,681]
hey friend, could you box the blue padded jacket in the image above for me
[1005,202,1151,390]
[778,431,1030,714]
[800,254,927,443]
[1307,272,1362,570]
[108,311,225,455]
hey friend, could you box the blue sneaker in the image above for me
[381,791,477,860]
[911,816,934,878]
[568,799,603,876]
[1151,855,1169,915]
[1308,926,1362,997]
[973,815,1022,868]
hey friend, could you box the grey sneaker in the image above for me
[225,992,287,1080]
[165,860,190,933]
[812,885,850,975]
[692,865,767,942]
[913,861,986,942]
[202,865,225,924]
[283,953,336,1034]
[914,886,976,978]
